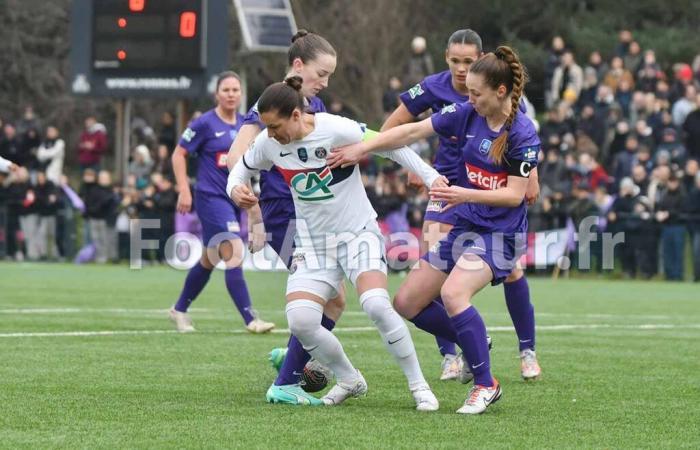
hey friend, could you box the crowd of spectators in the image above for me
[1,31,699,281]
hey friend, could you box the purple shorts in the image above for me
[422,219,526,285]
[261,197,296,268]
[423,200,458,225]
[194,190,241,247]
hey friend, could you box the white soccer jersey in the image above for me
[228,113,440,244]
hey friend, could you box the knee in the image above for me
[393,286,419,319]
[286,300,323,340]
[440,282,471,315]
[324,290,346,321]
[359,288,392,322]
[505,267,524,283]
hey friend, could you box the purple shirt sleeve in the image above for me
[242,102,265,129]
[506,113,541,167]
[430,102,470,141]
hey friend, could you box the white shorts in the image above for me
[285,220,388,301]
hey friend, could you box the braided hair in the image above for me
[468,46,528,164]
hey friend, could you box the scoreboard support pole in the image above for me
[114,99,132,187]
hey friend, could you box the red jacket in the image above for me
[77,123,108,166]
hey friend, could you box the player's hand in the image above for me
[176,188,192,214]
[429,185,469,211]
[231,184,259,209]
[247,206,266,253]
[430,175,449,190]
[407,171,426,190]
[327,143,367,169]
[8,163,19,173]
[525,176,540,206]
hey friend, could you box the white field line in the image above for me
[0,308,689,321]
[1,323,699,338]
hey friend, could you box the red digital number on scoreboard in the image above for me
[179,12,197,38]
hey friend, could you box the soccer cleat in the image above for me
[246,318,276,334]
[169,308,195,333]
[520,349,541,380]
[458,335,493,384]
[439,354,463,381]
[411,385,439,411]
[456,379,502,414]
[268,347,288,373]
[265,383,323,406]
[321,371,367,406]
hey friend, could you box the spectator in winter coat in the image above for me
[36,126,65,185]
[655,173,687,280]
[77,116,108,172]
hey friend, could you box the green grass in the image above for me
[1,263,699,449]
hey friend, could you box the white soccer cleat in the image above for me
[439,354,463,381]
[321,371,367,406]
[245,318,276,334]
[520,349,541,380]
[169,308,195,333]
[411,385,439,411]
[456,379,502,414]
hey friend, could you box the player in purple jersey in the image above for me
[329,46,539,414]
[383,29,541,383]
[225,31,347,405]
[169,71,274,334]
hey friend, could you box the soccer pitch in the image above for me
[1,263,698,449]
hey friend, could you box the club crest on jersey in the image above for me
[408,83,424,99]
[479,139,492,154]
[315,147,327,159]
[291,167,334,201]
[290,252,305,274]
[297,147,308,162]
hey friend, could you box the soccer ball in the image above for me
[300,359,333,393]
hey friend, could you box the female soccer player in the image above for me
[228,77,443,410]
[169,71,274,334]
[383,30,540,382]
[226,30,348,405]
[328,46,540,414]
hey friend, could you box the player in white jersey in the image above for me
[0,156,19,173]
[227,77,444,410]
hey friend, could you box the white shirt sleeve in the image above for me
[37,139,65,162]
[322,113,364,147]
[0,156,13,172]
[378,147,441,187]
[226,135,273,197]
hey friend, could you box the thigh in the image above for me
[442,254,493,316]
[420,218,453,255]
[286,246,344,303]
[394,258,448,318]
[194,190,241,248]
[341,221,388,286]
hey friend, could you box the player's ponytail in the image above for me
[257,76,306,118]
[470,45,528,165]
[288,29,336,66]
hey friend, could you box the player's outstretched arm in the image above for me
[327,117,435,169]
[227,123,263,171]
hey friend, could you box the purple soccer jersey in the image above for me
[431,102,540,232]
[242,96,326,202]
[400,70,468,184]
[179,109,244,197]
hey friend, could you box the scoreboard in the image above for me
[71,0,228,98]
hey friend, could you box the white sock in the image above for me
[360,288,427,390]
[285,299,358,383]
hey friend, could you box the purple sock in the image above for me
[433,297,457,356]
[275,315,336,386]
[224,267,255,325]
[451,306,493,387]
[504,276,536,351]
[409,300,458,342]
[174,262,212,312]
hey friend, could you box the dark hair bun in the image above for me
[284,76,303,91]
[291,29,309,43]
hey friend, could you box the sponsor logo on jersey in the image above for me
[297,147,308,162]
[290,167,334,201]
[314,147,327,159]
[440,103,457,114]
[408,83,424,99]
[426,200,443,212]
[215,151,228,168]
[479,139,492,154]
[465,163,507,190]
[182,127,196,142]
